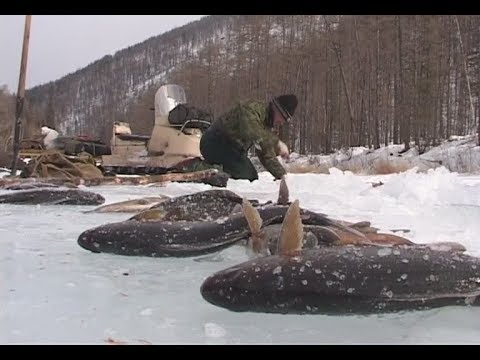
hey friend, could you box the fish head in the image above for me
[200,253,312,313]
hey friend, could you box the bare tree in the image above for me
[454,16,476,133]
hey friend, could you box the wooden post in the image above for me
[10,15,32,176]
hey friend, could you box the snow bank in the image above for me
[273,134,480,175]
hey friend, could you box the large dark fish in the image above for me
[201,199,475,315]
[76,205,338,257]
[129,189,260,222]
[0,188,105,205]
[128,177,314,223]
[200,245,480,315]
[78,216,252,257]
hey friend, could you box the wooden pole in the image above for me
[10,15,32,176]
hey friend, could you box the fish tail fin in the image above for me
[242,198,269,256]
[278,199,304,256]
[277,175,290,205]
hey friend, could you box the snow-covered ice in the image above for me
[2,166,480,344]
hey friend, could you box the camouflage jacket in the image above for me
[216,100,286,179]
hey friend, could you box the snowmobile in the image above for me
[101,84,212,175]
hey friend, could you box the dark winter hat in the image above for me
[272,94,298,122]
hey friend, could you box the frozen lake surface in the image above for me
[2,168,480,344]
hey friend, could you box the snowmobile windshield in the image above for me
[155,84,187,117]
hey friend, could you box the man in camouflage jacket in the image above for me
[200,94,298,181]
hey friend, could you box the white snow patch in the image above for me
[139,308,153,316]
[204,322,226,338]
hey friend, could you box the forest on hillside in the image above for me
[1,15,479,155]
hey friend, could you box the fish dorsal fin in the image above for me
[278,199,304,255]
[277,175,289,205]
[242,198,269,256]
[242,198,263,234]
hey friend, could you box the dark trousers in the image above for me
[200,125,258,182]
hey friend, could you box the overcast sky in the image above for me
[0,15,206,92]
